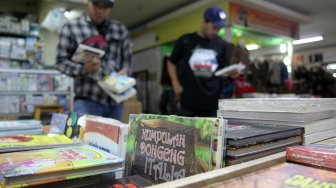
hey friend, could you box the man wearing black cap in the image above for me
[56,0,132,121]
[167,6,233,117]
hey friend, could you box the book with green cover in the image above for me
[125,114,226,184]
[0,144,123,187]
[0,134,77,153]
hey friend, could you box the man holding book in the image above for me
[167,7,238,117]
[56,0,132,121]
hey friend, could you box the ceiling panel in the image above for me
[110,0,195,29]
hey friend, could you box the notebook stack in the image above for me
[218,98,336,144]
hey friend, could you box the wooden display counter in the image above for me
[148,152,286,188]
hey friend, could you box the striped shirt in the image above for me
[56,13,132,105]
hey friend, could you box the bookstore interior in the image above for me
[0,0,336,187]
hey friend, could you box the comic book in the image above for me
[49,113,68,134]
[0,134,77,153]
[0,144,123,187]
[125,114,226,184]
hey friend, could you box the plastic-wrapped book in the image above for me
[218,98,336,113]
[218,98,336,123]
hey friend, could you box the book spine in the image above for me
[286,147,336,170]
[214,118,226,169]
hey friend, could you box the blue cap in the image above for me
[91,0,114,7]
[204,7,227,28]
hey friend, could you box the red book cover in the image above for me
[208,163,336,188]
[286,145,336,170]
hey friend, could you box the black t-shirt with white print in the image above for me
[170,32,228,110]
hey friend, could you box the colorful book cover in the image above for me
[126,114,225,184]
[0,145,123,187]
[0,134,76,152]
[84,117,129,179]
[49,113,68,134]
[286,145,336,170]
[64,112,96,142]
[79,175,154,188]
[208,163,336,188]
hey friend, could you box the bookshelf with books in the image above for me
[0,68,74,118]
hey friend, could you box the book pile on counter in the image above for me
[218,98,336,145]
[0,113,129,187]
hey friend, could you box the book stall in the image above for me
[0,4,334,184]
[0,98,335,187]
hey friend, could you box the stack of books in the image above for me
[225,123,304,165]
[0,144,123,187]
[60,112,131,178]
[0,112,130,187]
[0,119,43,136]
[98,72,137,103]
[218,98,336,144]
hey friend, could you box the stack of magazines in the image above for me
[218,98,336,145]
[98,72,137,103]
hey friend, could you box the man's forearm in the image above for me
[167,60,179,85]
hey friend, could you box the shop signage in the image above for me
[229,2,299,39]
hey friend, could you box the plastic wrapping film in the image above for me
[217,109,336,123]
[218,98,336,113]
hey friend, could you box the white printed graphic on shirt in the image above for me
[189,48,218,77]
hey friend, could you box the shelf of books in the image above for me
[0,98,335,187]
[0,68,74,118]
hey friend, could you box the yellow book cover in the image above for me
[0,134,75,152]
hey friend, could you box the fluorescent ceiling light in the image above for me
[279,43,287,53]
[292,36,323,45]
[246,44,259,51]
[327,63,336,70]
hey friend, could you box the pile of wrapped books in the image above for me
[98,72,137,103]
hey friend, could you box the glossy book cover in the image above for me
[0,145,123,186]
[208,163,336,188]
[0,134,75,152]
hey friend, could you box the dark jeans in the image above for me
[178,107,217,117]
[73,99,124,121]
